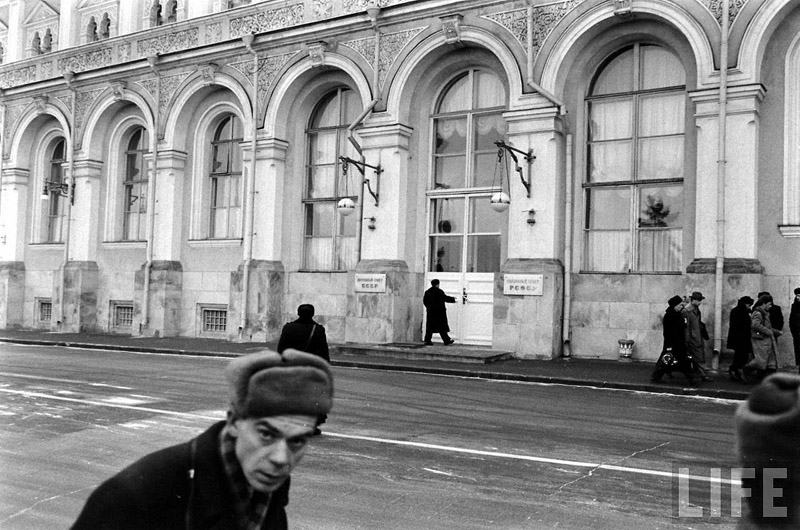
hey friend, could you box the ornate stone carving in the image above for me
[198,63,219,86]
[256,52,297,112]
[3,102,27,159]
[41,61,53,79]
[157,72,191,128]
[136,78,159,104]
[74,88,105,148]
[34,95,49,115]
[440,14,463,44]
[111,81,126,100]
[206,22,223,44]
[58,48,113,74]
[56,94,74,112]
[118,42,131,62]
[706,0,748,28]
[342,36,376,68]
[342,0,394,14]
[307,41,329,66]
[378,27,426,88]
[137,27,199,56]
[0,66,37,89]
[229,4,304,38]
[313,0,333,20]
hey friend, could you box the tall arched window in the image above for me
[41,139,67,243]
[584,44,686,272]
[123,128,149,241]
[209,115,243,239]
[303,87,362,271]
[428,69,508,274]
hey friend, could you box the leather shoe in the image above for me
[423,341,433,346]
[444,340,455,345]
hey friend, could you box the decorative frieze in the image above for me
[0,66,37,89]
[378,27,426,88]
[74,88,105,147]
[342,36,376,69]
[57,48,113,74]
[342,0,394,14]
[229,4,304,38]
[313,0,333,20]
[206,22,223,44]
[118,42,131,62]
[705,0,748,27]
[136,78,158,103]
[158,72,191,126]
[137,27,199,56]
[3,102,28,159]
[440,14,463,44]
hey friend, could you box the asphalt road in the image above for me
[0,343,744,529]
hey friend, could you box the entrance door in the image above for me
[425,195,506,345]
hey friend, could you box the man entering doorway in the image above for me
[423,279,456,345]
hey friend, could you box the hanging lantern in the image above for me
[490,191,511,212]
[337,197,356,216]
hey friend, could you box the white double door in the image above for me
[425,194,505,345]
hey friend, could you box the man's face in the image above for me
[229,414,318,493]
[691,298,702,307]
[673,302,684,312]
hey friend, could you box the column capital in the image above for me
[504,107,563,136]
[357,122,414,150]
[690,83,766,118]
[1,167,30,185]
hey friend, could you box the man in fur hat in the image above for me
[71,349,334,530]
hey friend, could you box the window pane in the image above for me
[639,94,684,136]
[429,236,462,272]
[311,94,338,128]
[305,202,333,237]
[307,165,336,199]
[434,156,466,190]
[588,141,633,183]
[584,230,630,272]
[438,75,470,113]
[430,198,464,234]
[473,152,498,188]
[341,89,362,125]
[470,196,505,233]
[336,236,356,270]
[641,46,685,90]
[586,188,630,229]
[592,48,634,95]
[435,118,467,154]
[475,71,506,108]
[310,131,336,164]
[637,229,682,272]
[467,235,502,272]
[230,142,242,173]
[638,186,683,228]
[212,143,230,173]
[126,153,141,180]
[216,118,232,141]
[588,100,632,141]
[638,137,684,180]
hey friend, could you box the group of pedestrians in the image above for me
[728,289,800,384]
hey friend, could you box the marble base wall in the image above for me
[229,260,285,342]
[61,261,100,333]
[344,260,423,344]
[493,259,564,360]
[0,262,25,329]
[134,261,183,338]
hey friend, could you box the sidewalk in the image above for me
[0,329,755,400]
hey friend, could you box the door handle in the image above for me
[462,287,468,304]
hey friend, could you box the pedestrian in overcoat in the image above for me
[651,295,696,384]
[71,350,334,530]
[682,291,713,381]
[790,287,800,373]
[746,294,782,378]
[727,295,754,383]
[423,279,456,345]
[277,304,329,362]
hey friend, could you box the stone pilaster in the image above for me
[228,260,285,342]
[0,168,30,262]
[0,262,25,329]
[61,260,100,333]
[251,138,288,261]
[152,150,187,262]
[69,159,103,262]
[135,260,182,337]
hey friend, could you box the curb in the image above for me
[1,337,749,400]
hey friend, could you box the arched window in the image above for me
[303,87,362,271]
[41,139,67,243]
[428,69,508,274]
[583,44,686,272]
[122,128,149,241]
[209,115,243,239]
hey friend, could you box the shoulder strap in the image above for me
[304,324,317,351]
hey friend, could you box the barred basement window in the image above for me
[114,304,134,328]
[203,309,227,332]
[38,300,52,322]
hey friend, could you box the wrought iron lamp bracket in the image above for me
[340,155,382,207]
[495,140,534,198]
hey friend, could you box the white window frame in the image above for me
[32,132,68,245]
[104,117,150,244]
[782,32,800,237]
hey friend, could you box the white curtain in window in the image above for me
[304,237,333,270]
[585,231,630,272]
[637,229,682,271]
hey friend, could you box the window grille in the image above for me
[114,305,134,328]
[39,300,52,322]
[203,309,227,332]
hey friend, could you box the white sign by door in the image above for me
[354,273,387,293]
[503,274,543,296]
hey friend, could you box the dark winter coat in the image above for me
[682,304,706,361]
[70,421,289,530]
[662,307,688,361]
[769,304,784,332]
[727,302,753,356]
[423,285,456,333]
[277,318,330,362]
[789,300,800,337]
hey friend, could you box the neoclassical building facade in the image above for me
[0,0,798,362]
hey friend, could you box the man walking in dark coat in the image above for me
[277,304,329,362]
[71,350,334,530]
[651,295,696,385]
[791,287,800,374]
[727,295,754,383]
[423,279,456,345]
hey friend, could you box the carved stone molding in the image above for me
[74,88,105,148]
[229,4,304,38]
[0,66,37,89]
[206,22,223,44]
[342,0,394,15]
[706,0,748,28]
[110,81,126,100]
[3,102,27,159]
[378,27,426,88]
[256,52,297,113]
[313,0,333,20]
[33,95,49,115]
[118,42,131,62]
[198,63,220,86]
[136,78,158,104]
[58,48,113,74]
[342,36,376,68]
[137,27,199,56]
[307,41,330,67]
[440,14,463,44]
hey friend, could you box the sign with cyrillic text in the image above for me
[354,273,387,293]
[503,274,543,296]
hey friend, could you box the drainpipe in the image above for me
[240,34,259,339]
[59,72,77,330]
[712,1,729,371]
[347,98,380,263]
[526,5,564,113]
[562,134,574,357]
[0,99,5,252]
[141,55,160,335]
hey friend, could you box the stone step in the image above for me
[333,342,513,364]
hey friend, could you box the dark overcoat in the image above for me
[662,307,688,359]
[727,303,753,357]
[791,300,800,337]
[423,285,456,333]
[70,421,289,530]
[749,306,778,371]
[277,318,330,362]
